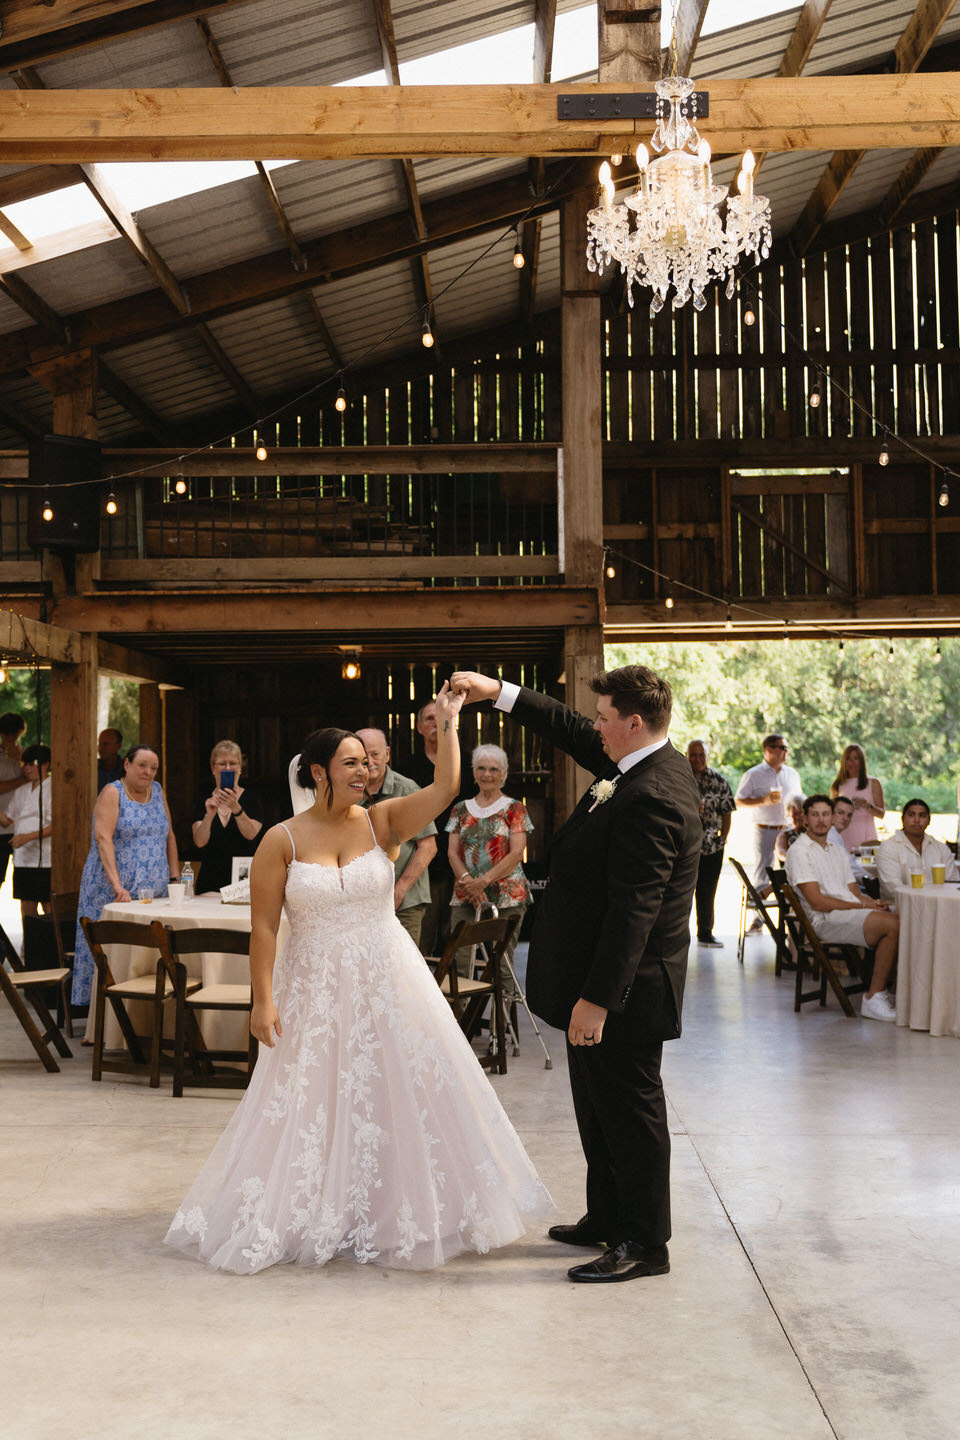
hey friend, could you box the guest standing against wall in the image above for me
[686,739,734,948]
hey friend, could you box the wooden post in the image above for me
[34,352,101,891]
[554,623,606,823]
[50,633,98,892]
[138,683,162,752]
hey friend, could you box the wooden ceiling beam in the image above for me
[776,0,834,78]
[0,0,250,72]
[0,78,959,160]
[524,0,559,320]
[0,162,581,380]
[194,324,260,417]
[674,0,711,75]
[0,163,81,207]
[51,586,600,634]
[788,0,958,255]
[80,162,186,313]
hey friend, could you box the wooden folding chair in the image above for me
[426,913,520,1075]
[729,856,787,971]
[81,917,201,1087]
[0,921,72,1072]
[49,889,80,1038]
[779,881,869,1017]
[164,926,258,1097]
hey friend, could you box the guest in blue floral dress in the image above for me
[72,745,180,1015]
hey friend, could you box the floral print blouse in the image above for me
[446,797,533,909]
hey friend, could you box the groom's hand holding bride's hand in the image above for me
[449,671,500,706]
[434,679,466,724]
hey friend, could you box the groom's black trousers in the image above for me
[565,1021,671,1248]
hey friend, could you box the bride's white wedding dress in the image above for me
[165,816,552,1273]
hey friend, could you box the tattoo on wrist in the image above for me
[443,721,450,733]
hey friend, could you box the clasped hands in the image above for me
[206,787,241,815]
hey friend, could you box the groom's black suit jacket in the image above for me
[516,688,702,1042]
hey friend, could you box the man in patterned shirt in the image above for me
[686,740,735,948]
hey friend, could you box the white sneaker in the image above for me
[861,991,896,1023]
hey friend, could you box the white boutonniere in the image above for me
[588,777,618,811]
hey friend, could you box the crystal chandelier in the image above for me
[586,74,772,314]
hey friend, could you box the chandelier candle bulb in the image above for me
[636,143,649,198]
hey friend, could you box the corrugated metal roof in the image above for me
[206,294,331,395]
[312,259,422,368]
[274,160,408,239]
[431,230,525,339]
[106,330,241,422]
[17,235,157,317]
[138,174,283,280]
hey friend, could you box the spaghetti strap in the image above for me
[363,809,377,846]
[279,821,296,860]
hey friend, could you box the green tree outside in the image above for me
[605,637,960,814]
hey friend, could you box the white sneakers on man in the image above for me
[861,991,897,1023]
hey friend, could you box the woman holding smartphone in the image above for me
[191,740,263,893]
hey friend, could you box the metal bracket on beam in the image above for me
[557,92,708,120]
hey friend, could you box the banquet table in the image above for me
[84,895,290,1051]
[894,883,960,1037]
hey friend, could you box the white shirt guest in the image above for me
[876,799,958,907]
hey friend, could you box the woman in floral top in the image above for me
[446,744,533,991]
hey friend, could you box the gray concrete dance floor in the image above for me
[4,892,958,1439]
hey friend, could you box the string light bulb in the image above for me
[0,663,6,684]
[838,640,845,659]
[512,230,525,270]
[934,640,942,663]
[809,378,822,409]
[335,387,347,413]
[610,152,622,167]
[255,435,268,462]
[421,314,434,348]
[41,498,53,522]
[724,606,733,631]
[783,622,789,645]
[105,491,118,516]
[664,588,674,610]
[879,435,890,466]
[341,652,362,681]
[174,473,187,495]
[937,477,949,508]
[743,307,756,327]
[887,639,895,662]
[605,561,616,579]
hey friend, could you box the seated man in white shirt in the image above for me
[876,798,959,906]
[785,795,899,1023]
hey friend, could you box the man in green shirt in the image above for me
[356,728,437,949]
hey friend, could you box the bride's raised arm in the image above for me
[369,681,465,850]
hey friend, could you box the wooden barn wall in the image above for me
[174,656,559,865]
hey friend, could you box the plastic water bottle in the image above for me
[181,861,194,900]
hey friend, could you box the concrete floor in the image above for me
[3,869,959,1440]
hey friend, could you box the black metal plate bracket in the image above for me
[557,93,709,121]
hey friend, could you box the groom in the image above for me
[451,665,701,1283]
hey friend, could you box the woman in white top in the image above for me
[0,743,52,919]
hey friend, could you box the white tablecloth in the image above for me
[84,895,290,1051]
[895,884,960,1037]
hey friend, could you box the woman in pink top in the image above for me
[830,744,885,851]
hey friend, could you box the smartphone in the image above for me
[219,768,236,790]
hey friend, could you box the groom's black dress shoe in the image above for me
[547,1215,607,1248]
[567,1241,670,1283]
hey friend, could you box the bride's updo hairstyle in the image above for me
[296,728,360,807]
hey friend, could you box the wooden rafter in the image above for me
[524,0,558,324]
[0,270,68,343]
[674,0,711,75]
[98,359,169,442]
[776,0,834,77]
[0,0,249,72]
[0,78,959,161]
[789,0,958,255]
[372,0,436,336]
[0,161,581,381]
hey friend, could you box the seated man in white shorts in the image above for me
[785,794,900,1023]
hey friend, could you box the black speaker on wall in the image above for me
[27,434,103,552]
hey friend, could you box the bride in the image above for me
[165,682,551,1273]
